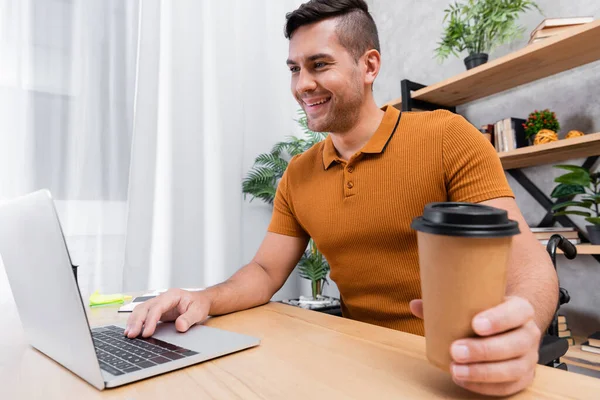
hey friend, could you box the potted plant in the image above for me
[242,111,339,309]
[435,0,542,70]
[551,164,600,244]
[523,109,560,145]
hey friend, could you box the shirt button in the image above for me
[347,166,354,173]
[347,181,354,189]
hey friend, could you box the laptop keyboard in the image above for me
[91,325,198,376]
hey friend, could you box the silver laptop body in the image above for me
[0,189,260,390]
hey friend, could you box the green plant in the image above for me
[242,110,327,205]
[523,109,560,139]
[297,240,330,299]
[551,165,600,225]
[242,110,330,297]
[435,0,542,61]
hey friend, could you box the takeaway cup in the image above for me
[410,202,520,371]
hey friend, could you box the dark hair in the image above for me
[285,0,380,61]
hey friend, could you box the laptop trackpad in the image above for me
[150,322,260,356]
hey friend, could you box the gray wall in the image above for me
[369,0,600,336]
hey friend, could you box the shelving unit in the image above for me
[388,19,600,259]
[498,132,600,170]
[385,19,600,110]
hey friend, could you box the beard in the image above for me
[300,79,364,134]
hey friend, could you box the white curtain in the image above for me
[0,0,310,301]
[0,0,139,296]
[122,0,304,299]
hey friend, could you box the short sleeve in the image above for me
[443,114,514,203]
[267,162,309,238]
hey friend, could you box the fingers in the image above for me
[451,320,541,363]
[447,296,541,396]
[125,289,183,338]
[454,370,535,397]
[125,305,149,338]
[472,296,535,336]
[409,299,423,319]
[174,298,209,332]
[451,350,538,384]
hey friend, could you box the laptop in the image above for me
[0,189,260,390]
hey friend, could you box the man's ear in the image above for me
[363,49,381,86]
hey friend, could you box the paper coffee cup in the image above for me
[411,202,520,371]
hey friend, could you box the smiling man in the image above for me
[126,0,559,396]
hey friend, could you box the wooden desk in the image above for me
[2,298,600,399]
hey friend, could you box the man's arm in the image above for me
[481,196,558,332]
[125,232,308,338]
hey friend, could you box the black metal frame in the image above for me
[400,80,456,113]
[400,79,600,263]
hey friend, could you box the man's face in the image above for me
[287,19,365,133]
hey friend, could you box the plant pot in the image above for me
[464,53,488,70]
[586,225,600,244]
[281,295,341,311]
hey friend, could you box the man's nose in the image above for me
[296,69,317,94]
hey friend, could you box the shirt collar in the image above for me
[322,105,401,170]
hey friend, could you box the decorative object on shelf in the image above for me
[524,109,560,144]
[533,128,559,145]
[242,110,333,300]
[566,130,585,139]
[435,0,542,70]
[551,164,600,244]
[528,16,594,45]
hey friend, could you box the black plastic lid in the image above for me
[410,202,520,238]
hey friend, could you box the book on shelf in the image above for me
[534,231,579,240]
[558,315,567,324]
[588,331,600,347]
[559,329,571,338]
[558,322,568,331]
[530,227,576,233]
[564,337,575,346]
[531,17,594,36]
[539,238,580,246]
[529,17,594,45]
[581,341,600,354]
[494,117,527,152]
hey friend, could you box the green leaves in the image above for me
[551,200,592,212]
[435,0,543,62]
[297,239,330,297]
[554,210,591,217]
[242,109,327,205]
[550,163,600,224]
[550,184,586,199]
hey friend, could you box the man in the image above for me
[126,0,558,396]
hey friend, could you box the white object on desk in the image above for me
[117,288,205,312]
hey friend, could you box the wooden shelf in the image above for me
[384,19,600,109]
[554,245,600,255]
[498,132,600,170]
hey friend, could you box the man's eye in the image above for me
[290,66,300,73]
[315,62,326,68]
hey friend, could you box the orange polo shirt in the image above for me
[268,106,514,335]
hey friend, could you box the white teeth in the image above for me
[308,98,329,106]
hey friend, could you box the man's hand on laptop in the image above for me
[125,289,210,338]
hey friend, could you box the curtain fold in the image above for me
[123,0,304,299]
[0,0,139,296]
